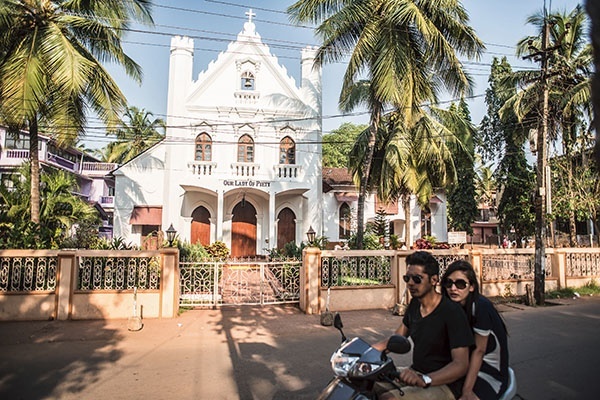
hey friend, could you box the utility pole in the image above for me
[534,19,550,306]
[524,17,551,306]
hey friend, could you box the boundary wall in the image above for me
[300,247,600,314]
[0,249,179,321]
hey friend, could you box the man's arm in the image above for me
[400,346,470,388]
[372,322,408,351]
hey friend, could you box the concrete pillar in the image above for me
[56,250,76,320]
[300,247,321,314]
[552,249,567,289]
[471,249,484,287]
[160,248,180,318]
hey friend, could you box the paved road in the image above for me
[0,296,599,400]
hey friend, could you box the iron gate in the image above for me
[179,260,301,307]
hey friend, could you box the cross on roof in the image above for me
[245,8,255,23]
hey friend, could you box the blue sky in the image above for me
[90,0,583,149]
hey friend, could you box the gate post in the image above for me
[300,247,321,314]
[56,250,76,320]
[160,248,180,318]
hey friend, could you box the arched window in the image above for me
[241,71,255,91]
[279,136,295,164]
[339,203,351,239]
[237,134,254,162]
[195,133,212,161]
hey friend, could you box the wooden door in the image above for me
[191,206,211,246]
[231,201,257,257]
[277,208,296,250]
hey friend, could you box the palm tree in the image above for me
[502,5,592,245]
[104,106,165,164]
[475,163,498,220]
[353,104,473,246]
[0,0,154,224]
[0,163,99,248]
[288,0,483,248]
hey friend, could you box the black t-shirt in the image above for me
[402,295,474,396]
[473,295,509,396]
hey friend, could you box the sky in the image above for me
[88,0,584,150]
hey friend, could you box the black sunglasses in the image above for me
[442,278,469,290]
[403,274,424,284]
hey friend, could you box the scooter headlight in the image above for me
[330,351,381,377]
[330,351,360,377]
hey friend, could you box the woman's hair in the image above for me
[441,259,480,327]
[442,259,507,334]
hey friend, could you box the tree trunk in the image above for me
[356,113,379,249]
[403,194,412,248]
[29,117,40,224]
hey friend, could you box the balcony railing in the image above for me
[81,162,118,175]
[47,153,76,170]
[99,196,114,207]
[189,161,217,176]
[231,162,260,177]
[274,164,301,179]
[5,149,30,159]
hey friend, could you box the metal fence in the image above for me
[481,253,553,281]
[179,260,301,307]
[0,256,58,292]
[320,255,392,287]
[77,255,161,290]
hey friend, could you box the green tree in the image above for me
[0,0,154,224]
[483,57,536,242]
[322,122,366,168]
[0,163,100,249]
[447,98,478,234]
[289,0,483,248]
[350,103,473,247]
[503,5,592,245]
[102,106,165,164]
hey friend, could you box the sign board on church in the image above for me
[447,231,467,244]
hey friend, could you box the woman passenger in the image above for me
[441,260,509,400]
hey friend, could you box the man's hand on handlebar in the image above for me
[399,368,427,388]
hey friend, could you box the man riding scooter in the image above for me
[373,251,474,400]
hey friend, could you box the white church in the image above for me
[112,11,448,255]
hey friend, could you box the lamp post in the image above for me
[166,224,177,247]
[306,226,316,246]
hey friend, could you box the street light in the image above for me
[166,224,177,247]
[306,226,316,245]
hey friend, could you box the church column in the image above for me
[269,190,276,248]
[217,189,224,241]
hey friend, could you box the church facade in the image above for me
[112,13,448,255]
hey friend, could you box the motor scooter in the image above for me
[317,313,411,399]
[318,313,518,400]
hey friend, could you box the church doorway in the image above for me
[231,201,257,257]
[191,206,211,246]
[277,207,296,250]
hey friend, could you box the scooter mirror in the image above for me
[387,335,411,354]
[333,313,347,342]
[333,313,343,329]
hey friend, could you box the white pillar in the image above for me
[217,189,224,241]
[269,190,276,247]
